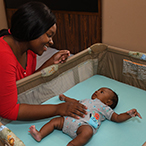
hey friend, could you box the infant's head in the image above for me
[91,87,118,109]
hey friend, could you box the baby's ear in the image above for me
[106,100,113,106]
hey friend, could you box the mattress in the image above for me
[6,75,146,146]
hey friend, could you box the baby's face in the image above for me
[91,88,114,105]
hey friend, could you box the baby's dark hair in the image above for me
[109,89,118,109]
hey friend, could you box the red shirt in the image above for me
[0,36,36,120]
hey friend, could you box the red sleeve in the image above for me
[0,51,19,120]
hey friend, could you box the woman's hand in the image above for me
[36,50,70,72]
[56,102,87,119]
[52,50,70,64]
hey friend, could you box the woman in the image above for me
[0,1,87,121]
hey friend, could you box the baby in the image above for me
[29,87,142,146]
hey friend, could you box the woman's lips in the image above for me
[44,45,48,51]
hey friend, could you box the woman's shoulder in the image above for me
[0,37,16,65]
[0,36,12,53]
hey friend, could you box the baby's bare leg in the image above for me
[29,117,64,142]
[67,125,93,146]
[29,125,42,142]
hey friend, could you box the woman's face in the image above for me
[28,23,57,56]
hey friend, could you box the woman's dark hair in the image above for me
[9,1,56,41]
[0,29,10,37]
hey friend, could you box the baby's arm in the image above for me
[111,109,142,123]
[59,94,79,103]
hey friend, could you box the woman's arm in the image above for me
[111,109,142,123]
[17,101,87,120]
[36,50,70,72]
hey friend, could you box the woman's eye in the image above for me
[47,35,51,38]
[47,34,52,38]
[101,91,103,93]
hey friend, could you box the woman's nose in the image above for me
[49,38,54,45]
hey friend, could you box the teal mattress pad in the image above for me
[7,75,146,146]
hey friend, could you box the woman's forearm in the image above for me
[17,104,58,121]
[17,101,87,121]
[35,57,54,72]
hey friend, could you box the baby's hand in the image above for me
[127,109,142,119]
[59,94,65,101]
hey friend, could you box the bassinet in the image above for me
[0,43,146,146]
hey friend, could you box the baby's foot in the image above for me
[29,125,42,142]
[59,94,65,101]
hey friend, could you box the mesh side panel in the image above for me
[18,84,56,104]
[96,44,146,90]
[45,70,75,96]
[18,59,95,104]
[92,58,98,75]
[78,59,94,82]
